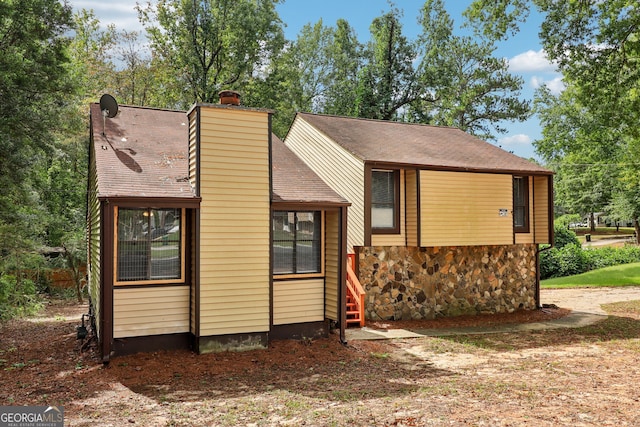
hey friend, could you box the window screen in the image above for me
[273,211,321,275]
[372,170,396,229]
[117,208,182,282]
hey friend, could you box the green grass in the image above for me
[541,262,640,288]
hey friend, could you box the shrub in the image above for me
[540,243,588,279]
[0,274,43,320]
[554,225,580,249]
[540,224,640,279]
[583,245,640,270]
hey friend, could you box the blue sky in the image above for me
[74,0,563,159]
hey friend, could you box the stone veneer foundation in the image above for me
[356,245,538,320]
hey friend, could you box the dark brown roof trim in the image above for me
[99,197,201,208]
[366,161,555,176]
[272,201,350,211]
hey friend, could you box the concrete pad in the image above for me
[345,286,640,341]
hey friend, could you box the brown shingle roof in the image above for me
[295,113,552,175]
[90,104,195,199]
[272,135,349,205]
[90,104,348,205]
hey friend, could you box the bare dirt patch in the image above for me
[366,305,571,331]
[1,297,639,426]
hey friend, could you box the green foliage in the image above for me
[354,8,420,120]
[138,0,285,105]
[583,246,640,271]
[541,238,640,280]
[0,275,43,320]
[555,214,581,230]
[541,224,640,279]
[412,0,530,139]
[540,243,587,280]
[553,226,580,249]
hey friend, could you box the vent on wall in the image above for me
[219,90,241,106]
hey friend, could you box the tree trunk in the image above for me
[590,212,596,232]
[634,219,640,244]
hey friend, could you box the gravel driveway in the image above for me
[541,286,640,315]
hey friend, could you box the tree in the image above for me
[354,8,421,120]
[467,1,640,237]
[0,0,74,191]
[67,9,118,103]
[410,0,529,139]
[0,0,79,312]
[112,31,153,106]
[244,18,362,137]
[137,0,285,106]
[322,19,364,116]
[0,0,75,237]
[535,86,620,232]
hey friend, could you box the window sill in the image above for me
[273,273,324,280]
[115,280,186,287]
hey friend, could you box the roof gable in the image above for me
[295,112,551,175]
[272,135,348,205]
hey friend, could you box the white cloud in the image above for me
[531,76,565,95]
[499,134,531,146]
[545,76,565,94]
[73,1,144,32]
[508,49,557,73]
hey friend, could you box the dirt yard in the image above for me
[1,293,639,426]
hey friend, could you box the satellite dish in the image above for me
[100,94,119,118]
[99,94,118,136]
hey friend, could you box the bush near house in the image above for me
[540,225,640,279]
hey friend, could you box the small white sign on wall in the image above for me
[499,209,508,217]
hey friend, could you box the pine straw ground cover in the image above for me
[1,298,639,426]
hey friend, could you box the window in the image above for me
[513,176,529,233]
[273,211,322,275]
[372,169,399,233]
[116,208,183,282]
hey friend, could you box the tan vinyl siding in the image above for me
[194,106,271,337]
[372,169,406,246]
[87,151,101,339]
[188,111,198,192]
[420,171,513,246]
[405,170,419,246]
[113,286,189,338]
[324,210,339,321]
[534,176,551,244]
[273,279,324,325]
[190,211,197,335]
[515,178,535,244]
[286,117,365,252]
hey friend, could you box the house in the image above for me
[285,113,554,320]
[87,100,349,362]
